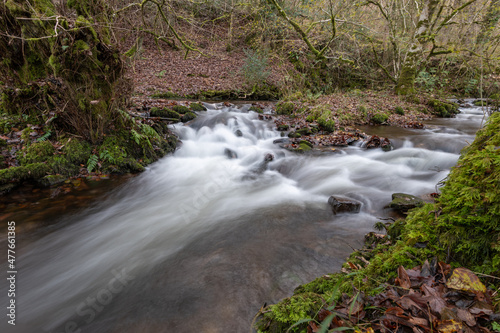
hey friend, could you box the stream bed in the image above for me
[0,102,487,333]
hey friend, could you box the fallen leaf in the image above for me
[446,268,486,293]
[396,266,411,289]
[436,319,463,333]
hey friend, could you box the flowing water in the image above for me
[0,102,487,333]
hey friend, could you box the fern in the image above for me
[140,123,160,139]
[37,130,52,142]
[131,129,142,145]
[100,150,115,164]
[87,154,98,173]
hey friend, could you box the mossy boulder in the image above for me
[62,138,91,164]
[150,107,180,119]
[296,127,313,136]
[428,99,459,118]
[276,101,295,115]
[288,131,301,138]
[181,112,197,123]
[189,102,206,112]
[172,105,190,114]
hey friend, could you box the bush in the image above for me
[394,106,405,115]
[241,49,270,87]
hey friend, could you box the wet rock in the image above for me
[389,193,424,212]
[37,175,68,187]
[252,153,274,174]
[224,148,238,159]
[0,183,17,196]
[364,135,392,151]
[273,138,289,144]
[328,196,362,215]
[288,131,301,138]
[277,124,289,131]
[235,129,243,137]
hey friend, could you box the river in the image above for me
[0,101,487,333]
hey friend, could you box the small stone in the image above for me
[328,196,362,215]
[389,193,424,212]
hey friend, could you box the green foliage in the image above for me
[306,115,315,122]
[37,130,52,142]
[86,154,98,173]
[370,113,388,124]
[276,101,295,115]
[241,48,270,87]
[155,70,167,78]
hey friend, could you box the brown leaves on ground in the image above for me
[307,261,498,333]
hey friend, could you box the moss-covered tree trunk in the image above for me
[396,0,439,95]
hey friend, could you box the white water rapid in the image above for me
[0,102,487,333]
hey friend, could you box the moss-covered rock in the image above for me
[172,105,190,114]
[181,111,197,123]
[150,107,180,119]
[0,162,51,185]
[389,193,424,212]
[428,99,459,118]
[189,102,206,112]
[249,105,264,113]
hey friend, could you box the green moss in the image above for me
[189,102,206,112]
[249,105,264,113]
[276,101,295,115]
[371,113,388,124]
[62,138,92,164]
[305,115,315,122]
[181,111,197,123]
[17,141,55,165]
[256,293,324,333]
[0,163,51,185]
[428,99,459,118]
[277,124,289,131]
[150,107,180,119]
[150,91,178,99]
[296,128,312,136]
[172,105,190,114]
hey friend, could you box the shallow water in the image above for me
[0,103,487,333]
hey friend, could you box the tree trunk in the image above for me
[396,0,439,95]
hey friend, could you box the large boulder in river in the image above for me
[328,196,362,215]
[389,193,424,212]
